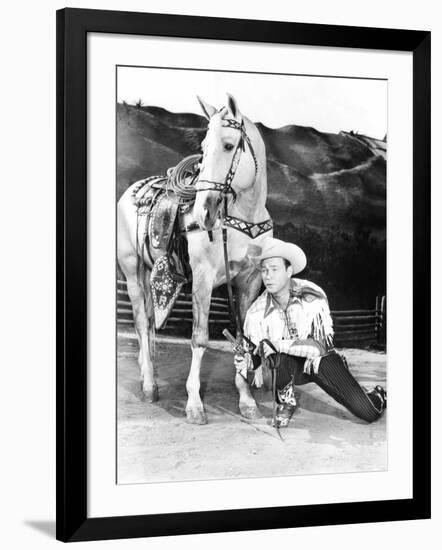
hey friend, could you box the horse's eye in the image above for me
[224,143,234,152]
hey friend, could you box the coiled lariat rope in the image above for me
[131,154,202,208]
[167,154,202,205]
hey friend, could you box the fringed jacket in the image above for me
[243,278,334,386]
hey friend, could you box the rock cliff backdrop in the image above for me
[117,103,386,309]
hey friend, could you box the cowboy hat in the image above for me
[250,237,307,275]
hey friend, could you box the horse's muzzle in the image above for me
[197,207,217,231]
[195,194,220,231]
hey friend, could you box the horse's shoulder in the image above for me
[247,291,268,315]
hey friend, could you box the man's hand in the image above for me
[262,340,279,358]
[277,337,324,357]
[234,352,252,374]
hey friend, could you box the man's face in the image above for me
[260,257,292,294]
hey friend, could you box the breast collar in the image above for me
[181,214,273,239]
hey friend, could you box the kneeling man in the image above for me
[235,238,386,428]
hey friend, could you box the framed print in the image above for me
[56,8,431,542]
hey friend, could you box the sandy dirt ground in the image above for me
[117,335,387,484]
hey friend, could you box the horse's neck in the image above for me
[229,171,268,222]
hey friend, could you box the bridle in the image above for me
[193,115,261,339]
[195,117,259,203]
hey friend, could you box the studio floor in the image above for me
[117,336,387,484]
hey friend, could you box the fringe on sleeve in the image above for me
[309,297,334,350]
[252,366,264,388]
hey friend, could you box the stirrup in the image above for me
[150,255,187,329]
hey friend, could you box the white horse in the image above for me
[117,94,273,424]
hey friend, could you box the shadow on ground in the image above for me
[118,337,387,484]
[24,520,56,538]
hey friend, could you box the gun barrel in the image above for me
[222,328,237,345]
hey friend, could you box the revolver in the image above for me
[222,329,256,379]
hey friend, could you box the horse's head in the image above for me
[193,94,260,231]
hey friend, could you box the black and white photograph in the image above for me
[1,0,436,547]
[116,66,388,485]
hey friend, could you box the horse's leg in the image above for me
[121,260,158,402]
[141,268,158,400]
[186,266,215,425]
[117,187,158,401]
[234,266,263,419]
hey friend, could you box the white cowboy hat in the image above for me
[250,237,307,275]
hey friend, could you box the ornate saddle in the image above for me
[130,153,273,330]
[132,155,200,250]
[131,157,199,329]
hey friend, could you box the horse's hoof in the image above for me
[142,384,159,403]
[239,405,262,420]
[186,408,208,425]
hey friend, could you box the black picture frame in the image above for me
[56,7,431,542]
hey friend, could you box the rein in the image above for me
[259,340,284,442]
[195,117,259,336]
[221,195,242,335]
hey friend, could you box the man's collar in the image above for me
[263,280,300,318]
[263,279,325,318]
[263,292,275,318]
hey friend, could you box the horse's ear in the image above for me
[226,93,241,120]
[197,96,217,120]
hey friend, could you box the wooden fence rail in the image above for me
[116,280,386,346]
